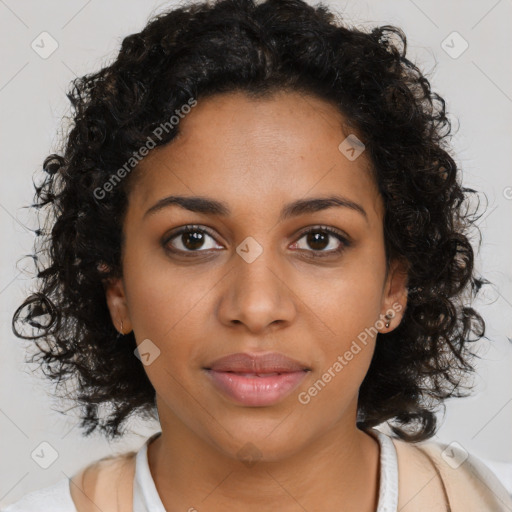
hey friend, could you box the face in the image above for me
[105,90,407,462]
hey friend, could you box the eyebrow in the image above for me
[143,194,368,223]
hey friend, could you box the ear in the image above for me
[379,257,409,332]
[103,275,133,335]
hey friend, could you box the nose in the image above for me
[217,243,297,334]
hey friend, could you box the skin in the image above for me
[104,90,408,512]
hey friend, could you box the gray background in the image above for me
[1,0,511,506]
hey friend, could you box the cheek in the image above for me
[301,301,379,418]
[122,243,208,341]
[312,257,386,338]
[302,249,386,395]
[340,241,387,319]
[121,250,224,391]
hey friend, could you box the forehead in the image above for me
[127,90,383,223]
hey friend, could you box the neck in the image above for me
[147,402,380,511]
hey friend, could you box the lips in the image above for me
[203,352,311,406]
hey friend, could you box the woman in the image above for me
[7,0,512,510]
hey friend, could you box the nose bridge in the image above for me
[220,232,296,330]
[234,233,282,298]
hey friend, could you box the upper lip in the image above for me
[205,352,311,373]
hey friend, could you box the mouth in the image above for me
[202,352,311,406]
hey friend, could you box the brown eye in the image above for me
[305,231,330,250]
[180,230,207,250]
[163,225,222,254]
[291,226,350,257]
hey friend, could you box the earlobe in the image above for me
[380,258,409,332]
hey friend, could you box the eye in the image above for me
[162,224,350,258]
[163,225,223,255]
[291,226,350,257]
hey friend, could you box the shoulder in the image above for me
[391,435,512,512]
[69,450,137,512]
[1,451,137,512]
[1,478,76,512]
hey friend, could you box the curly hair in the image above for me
[12,0,488,442]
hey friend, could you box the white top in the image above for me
[2,429,398,512]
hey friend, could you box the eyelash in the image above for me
[162,224,350,259]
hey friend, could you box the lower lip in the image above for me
[204,370,309,406]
